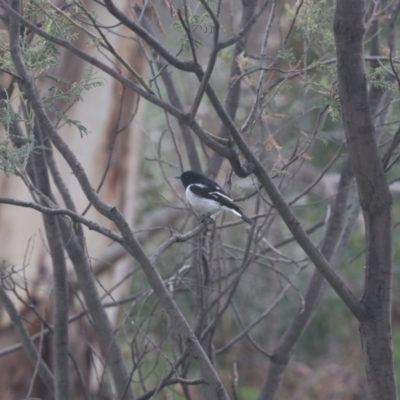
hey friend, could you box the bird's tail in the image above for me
[226,206,254,225]
[240,212,254,225]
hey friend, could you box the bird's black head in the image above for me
[176,170,204,188]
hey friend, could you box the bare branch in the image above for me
[102,0,196,71]
[241,0,277,133]
[0,277,54,394]
[0,197,124,244]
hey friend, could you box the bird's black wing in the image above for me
[201,176,224,191]
[189,184,242,213]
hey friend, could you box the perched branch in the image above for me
[150,221,210,263]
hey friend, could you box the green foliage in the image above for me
[177,36,204,51]
[22,0,79,74]
[23,36,59,74]
[0,86,48,178]
[0,45,15,76]
[172,0,223,51]
[238,386,259,400]
[0,88,36,133]
[0,0,78,76]
[276,47,297,63]
[172,13,215,35]
[0,136,45,176]
[0,0,104,182]
[368,67,395,91]
[0,94,20,129]
[42,67,104,136]
[286,0,335,53]
[322,96,340,123]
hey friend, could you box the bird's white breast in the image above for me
[186,185,221,214]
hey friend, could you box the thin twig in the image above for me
[0,278,54,393]
[0,197,124,244]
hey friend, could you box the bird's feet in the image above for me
[200,213,215,225]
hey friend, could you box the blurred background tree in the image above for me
[0,0,398,399]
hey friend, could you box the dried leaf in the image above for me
[301,153,312,160]
[266,135,282,151]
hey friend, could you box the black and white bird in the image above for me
[176,170,253,225]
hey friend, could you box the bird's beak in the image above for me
[175,176,181,180]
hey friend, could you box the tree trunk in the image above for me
[334,1,397,398]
